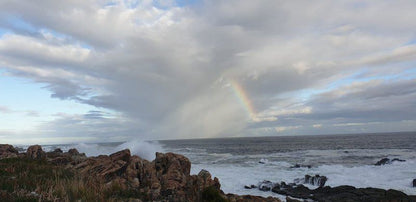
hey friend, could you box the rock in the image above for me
[75,150,130,182]
[286,196,302,202]
[304,174,327,187]
[110,149,131,162]
[68,148,80,155]
[272,183,413,202]
[413,179,416,187]
[290,164,312,169]
[375,158,390,165]
[226,194,281,202]
[375,157,406,166]
[259,159,268,164]
[53,148,63,153]
[26,145,46,160]
[392,158,406,163]
[66,148,87,163]
[0,144,19,159]
[258,180,274,191]
[244,184,257,189]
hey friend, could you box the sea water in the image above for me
[33,132,416,200]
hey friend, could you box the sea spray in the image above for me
[115,140,165,160]
[68,140,165,160]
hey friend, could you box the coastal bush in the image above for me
[202,186,228,202]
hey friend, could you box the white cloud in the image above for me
[0,0,415,142]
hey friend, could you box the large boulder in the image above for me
[0,144,18,159]
[75,149,131,182]
[26,145,46,160]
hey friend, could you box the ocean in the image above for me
[28,132,416,200]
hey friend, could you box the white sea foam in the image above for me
[61,140,165,161]
[115,140,165,160]
[190,158,416,200]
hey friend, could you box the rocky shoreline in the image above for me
[1,144,415,202]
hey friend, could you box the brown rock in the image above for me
[68,148,80,155]
[26,145,46,160]
[53,148,63,153]
[110,149,131,162]
[74,150,131,182]
[0,144,18,159]
[155,152,191,176]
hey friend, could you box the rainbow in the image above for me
[229,79,256,120]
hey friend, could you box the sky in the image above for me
[0,0,415,144]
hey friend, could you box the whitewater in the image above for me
[26,132,416,201]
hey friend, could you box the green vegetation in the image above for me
[202,186,228,202]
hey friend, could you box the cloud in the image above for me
[0,0,415,142]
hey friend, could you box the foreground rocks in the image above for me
[0,144,280,202]
[247,179,415,202]
[0,144,18,159]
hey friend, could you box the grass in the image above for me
[0,157,145,201]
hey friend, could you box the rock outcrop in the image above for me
[26,145,46,160]
[0,144,18,159]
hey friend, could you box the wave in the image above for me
[61,140,165,161]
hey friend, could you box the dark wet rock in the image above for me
[0,144,19,159]
[290,164,312,169]
[226,193,281,202]
[413,179,416,187]
[271,184,413,202]
[392,158,406,162]
[244,184,257,189]
[293,174,327,187]
[258,180,274,191]
[259,159,268,164]
[26,145,46,160]
[273,184,312,199]
[375,158,390,165]
[375,157,406,166]
[305,174,327,187]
